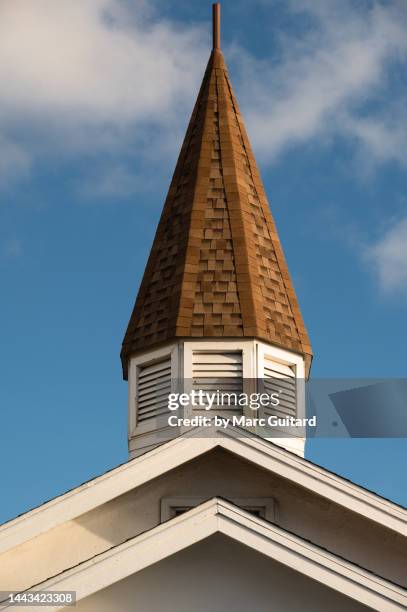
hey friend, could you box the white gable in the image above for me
[21,499,407,612]
[75,535,367,612]
[1,426,405,557]
[1,428,406,600]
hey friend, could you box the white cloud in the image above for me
[238,0,407,167]
[0,0,207,185]
[79,164,146,199]
[0,0,205,123]
[0,0,406,191]
[343,111,407,168]
[365,217,407,294]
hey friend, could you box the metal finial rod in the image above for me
[212,3,221,50]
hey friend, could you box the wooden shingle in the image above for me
[121,48,312,377]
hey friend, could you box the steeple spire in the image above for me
[212,3,221,50]
[121,4,312,379]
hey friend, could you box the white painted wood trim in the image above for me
[160,496,275,522]
[128,343,179,436]
[11,499,407,612]
[0,427,406,555]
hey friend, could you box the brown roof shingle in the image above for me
[121,34,312,378]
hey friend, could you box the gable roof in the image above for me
[17,498,407,612]
[1,426,406,556]
[121,8,312,378]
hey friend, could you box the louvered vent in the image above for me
[137,358,171,423]
[192,351,243,413]
[263,359,297,418]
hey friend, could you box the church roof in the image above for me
[3,427,406,553]
[2,428,407,605]
[21,498,407,611]
[121,4,312,378]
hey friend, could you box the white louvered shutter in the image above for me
[137,358,171,423]
[192,351,243,392]
[263,359,297,418]
[192,351,243,413]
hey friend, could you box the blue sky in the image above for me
[1,0,407,524]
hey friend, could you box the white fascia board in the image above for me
[216,426,407,535]
[7,499,406,612]
[0,426,406,554]
[0,435,214,554]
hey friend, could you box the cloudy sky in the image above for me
[1,0,407,522]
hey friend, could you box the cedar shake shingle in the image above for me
[121,47,312,378]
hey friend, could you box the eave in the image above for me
[0,426,406,556]
[8,498,406,612]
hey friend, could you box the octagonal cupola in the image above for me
[121,4,312,459]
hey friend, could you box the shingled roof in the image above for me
[121,4,312,378]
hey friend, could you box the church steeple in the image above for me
[212,2,221,51]
[121,4,312,379]
[122,5,312,459]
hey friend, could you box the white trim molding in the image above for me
[10,499,406,612]
[160,496,275,522]
[0,426,406,556]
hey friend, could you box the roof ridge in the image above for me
[221,71,309,369]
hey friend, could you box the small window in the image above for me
[161,497,275,523]
[171,505,264,519]
[240,506,265,518]
[172,506,194,517]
